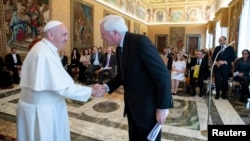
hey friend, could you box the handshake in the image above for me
[91,84,107,97]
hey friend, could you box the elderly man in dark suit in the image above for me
[188,49,209,97]
[5,47,22,84]
[212,36,236,99]
[98,46,116,84]
[99,15,173,141]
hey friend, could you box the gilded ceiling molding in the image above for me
[214,7,228,27]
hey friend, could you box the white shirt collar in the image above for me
[119,32,126,48]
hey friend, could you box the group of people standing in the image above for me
[5,14,249,141]
[163,35,250,103]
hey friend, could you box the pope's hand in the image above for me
[91,84,106,97]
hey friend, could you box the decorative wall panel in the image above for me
[169,27,185,50]
[72,0,94,49]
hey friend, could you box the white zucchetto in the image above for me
[44,21,63,32]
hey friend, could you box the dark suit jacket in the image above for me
[188,57,209,79]
[0,57,13,88]
[60,55,68,67]
[107,32,173,126]
[212,45,236,70]
[90,52,104,66]
[0,57,4,70]
[5,53,22,70]
[166,52,174,70]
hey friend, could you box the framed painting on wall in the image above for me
[102,10,130,48]
[3,0,50,54]
[169,7,185,22]
[169,27,185,50]
[103,10,130,31]
[72,0,94,50]
[103,10,114,48]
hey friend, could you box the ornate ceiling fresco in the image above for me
[141,0,210,7]
[98,0,215,24]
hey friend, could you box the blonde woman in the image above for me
[171,52,186,95]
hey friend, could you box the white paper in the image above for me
[103,67,111,70]
[147,109,169,141]
[147,123,162,141]
[233,71,239,77]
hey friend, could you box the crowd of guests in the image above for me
[0,45,116,89]
[1,36,249,103]
[0,47,22,89]
[62,46,116,85]
[160,36,250,103]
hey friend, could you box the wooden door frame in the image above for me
[186,34,201,54]
[155,34,168,53]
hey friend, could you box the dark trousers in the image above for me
[78,64,87,83]
[67,64,78,76]
[86,64,101,83]
[98,69,114,84]
[9,67,20,84]
[233,76,250,101]
[214,66,230,96]
[126,109,160,141]
[190,76,205,95]
[0,69,13,88]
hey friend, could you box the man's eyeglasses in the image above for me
[242,52,249,55]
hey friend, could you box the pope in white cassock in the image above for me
[16,21,104,141]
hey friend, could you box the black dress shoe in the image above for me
[215,95,220,99]
[221,94,228,99]
[199,94,203,97]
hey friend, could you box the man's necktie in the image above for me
[117,46,124,81]
[106,55,110,67]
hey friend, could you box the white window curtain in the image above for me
[221,27,227,37]
[238,0,250,57]
[206,29,213,49]
[214,21,221,46]
[214,21,228,46]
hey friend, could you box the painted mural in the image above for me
[100,0,211,24]
[3,0,49,51]
[73,0,93,49]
